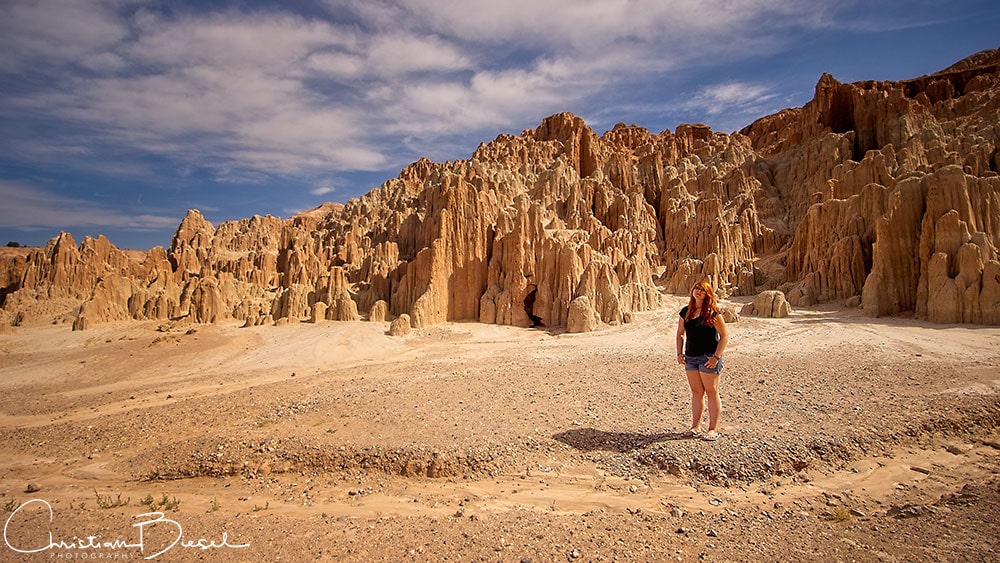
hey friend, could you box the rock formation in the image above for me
[741,290,793,319]
[388,314,412,336]
[566,296,601,333]
[2,49,999,330]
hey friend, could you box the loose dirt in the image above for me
[2,302,999,561]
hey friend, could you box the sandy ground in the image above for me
[1,298,999,562]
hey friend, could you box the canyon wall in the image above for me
[2,49,998,330]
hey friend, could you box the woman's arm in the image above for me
[713,314,728,358]
[675,316,686,364]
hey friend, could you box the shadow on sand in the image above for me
[552,427,696,453]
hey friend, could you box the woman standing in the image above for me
[675,281,729,441]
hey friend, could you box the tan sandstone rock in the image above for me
[566,296,601,333]
[742,290,792,318]
[388,314,411,336]
[369,300,389,322]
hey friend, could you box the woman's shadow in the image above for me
[552,428,691,453]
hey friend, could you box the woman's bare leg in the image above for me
[686,370,706,431]
[700,372,721,432]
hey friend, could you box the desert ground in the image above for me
[1,297,999,562]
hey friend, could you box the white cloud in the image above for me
[1,0,848,188]
[330,0,831,55]
[0,180,178,231]
[126,10,352,72]
[0,0,129,71]
[306,51,366,78]
[366,33,472,76]
[10,10,388,176]
[78,51,130,73]
[683,82,778,116]
[306,0,838,144]
[311,185,335,196]
[379,54,601,139]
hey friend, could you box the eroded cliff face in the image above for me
[2,49,999,331]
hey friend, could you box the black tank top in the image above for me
[680,306,719,356]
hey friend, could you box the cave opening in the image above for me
[828,88,856,134]
[524,287,543,328]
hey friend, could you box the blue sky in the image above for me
[1,1,997,250]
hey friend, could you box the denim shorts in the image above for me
[684,354,723,374]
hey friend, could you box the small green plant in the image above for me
[825,507,852,522]
[2,498,20,513]
[209,497,221,512]
[94,490,130,509]
[158,494,181,511]
[141,470,161,482]
[252,501,269,512]
[138,493,180,511]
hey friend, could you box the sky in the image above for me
[1,1,997,250]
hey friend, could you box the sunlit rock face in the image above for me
[3,49,999,330]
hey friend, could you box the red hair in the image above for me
[685,281,720,324]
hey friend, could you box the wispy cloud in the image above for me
[0,0,128,71]
[337,0,821,52]
[682,82,778,116]
[311,31,474,78]
[0,180,178,231]
[1,0,846,185]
